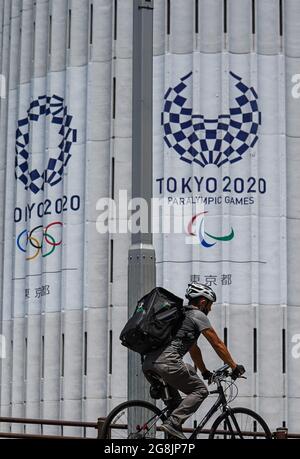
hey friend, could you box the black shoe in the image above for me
[161,420,186,439]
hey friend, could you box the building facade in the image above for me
[0,0,299,436]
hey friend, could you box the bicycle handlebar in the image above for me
[215,364,230,373]
[211,364,247,383]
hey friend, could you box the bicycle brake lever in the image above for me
[230,373,246,380]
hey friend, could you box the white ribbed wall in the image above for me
[151,0,300,433]
[0,0,299,437]
[0,0,114,437]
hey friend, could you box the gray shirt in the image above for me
[163,305,212,357]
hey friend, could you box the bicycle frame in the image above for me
[138,365,246,439]
[189,379,230,439]
[152,378,233,439]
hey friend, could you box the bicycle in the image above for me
[100,364,272,439]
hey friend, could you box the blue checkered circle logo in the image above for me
[162,72,261,167]
[15,95,77,194]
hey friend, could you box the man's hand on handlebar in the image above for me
[231,364,246,380]
[201,369,213,384]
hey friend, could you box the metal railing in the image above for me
[0,417,299,439]
[103,424,300,439]
[0,416,105,439]
[273,428,300,439]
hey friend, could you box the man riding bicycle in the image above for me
[142,281,245,439]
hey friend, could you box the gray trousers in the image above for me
[142,349,209,427]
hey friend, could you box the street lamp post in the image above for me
[128,0,156,403]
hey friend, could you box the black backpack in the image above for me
[120,287,184,355]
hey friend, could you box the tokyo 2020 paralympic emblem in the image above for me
[15,95,77,194]
[161,72,261,167]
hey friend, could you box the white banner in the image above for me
[153,52,286,306]
[13,69,84,314]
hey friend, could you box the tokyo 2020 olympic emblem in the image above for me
[162,72,261,167]
[15,95,77,194]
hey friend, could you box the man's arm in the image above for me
[189,343,207,373]
[202,328,237,370]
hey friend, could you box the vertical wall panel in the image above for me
[25,315,41,433]
[285,0,300,57]
[153,0,165,56]
[109,305,127,411]
[286,58,300,137]
[287,138,300,221]
[227,307,254,397]
[58,0,88,431]
[228,0,252,53]
[170,0,193,54]
[285,4,300,323]
[42,312,60,435]
[69,0,89,67]
[0,0,12,425]
[11,318,25,431]
[84,307,108,429]
[4,0,22,427]
[92,0,113,62]
[259,397,284,432]
[285,0,300,435]
[40,0,65,428]
[287,308,300,403]
[50,0,68,72]
[115,0,132,59]
[110,20,132,410]
[199,0,223,53]
[62,309,83,435]
[257,0,280,55]
[287,227,300,305]
[0,321,12,431]
[258,308,284,396]
[287,157,300,307]
[258,306,285,430]
[33,0,49,78]
[114,59,132,139]
[19,0,33,84]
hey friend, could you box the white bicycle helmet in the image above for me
[185,282,217,303]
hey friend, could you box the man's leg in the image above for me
[160,362,209,428]
[143,367,183,411]
[164,384,183,416]
[142,351,208,437]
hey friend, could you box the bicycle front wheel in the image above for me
[100,400,168,439]
[209,407,272,439]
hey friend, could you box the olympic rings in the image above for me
[45,222,64,247]
[17,222,63,261]
[26,236,41,261]
[29,226,44,249]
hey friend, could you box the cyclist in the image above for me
[142,281,245,439]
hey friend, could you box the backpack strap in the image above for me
[184,305,195,312]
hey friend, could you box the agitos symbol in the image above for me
[17,222,63,261]
[187,212,234,248]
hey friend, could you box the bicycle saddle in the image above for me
[146,371,168,400]
[146,370,164,384]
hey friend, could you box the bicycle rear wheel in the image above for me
[100,400,168,439]
[209,407,272,439]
